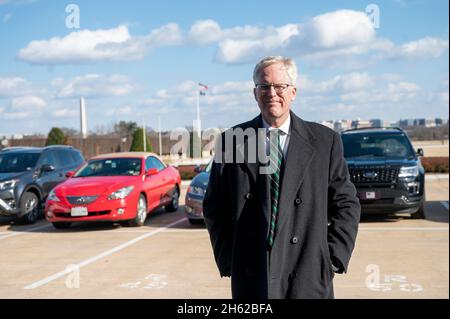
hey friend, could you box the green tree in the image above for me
[46,127,66,146]
[114,121,138,138]
[130,128,153,152]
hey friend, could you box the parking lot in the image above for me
[0,175,448,299]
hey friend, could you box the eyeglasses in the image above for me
[255,83,292,94]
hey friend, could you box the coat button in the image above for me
[245,193,253,200]
[291,237,298,244]
[294,198,302,205]
[248,232,256,239]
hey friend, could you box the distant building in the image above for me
[425,119,437,128]
[1,137,9,148]
[352,119,371,129]
[370,119,383,128]
[414,119,426,126]
[334,120,352,132]
[388,121,397,128]
[399,119,415,127]
[319,120,334,130]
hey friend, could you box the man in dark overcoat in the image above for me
[203,56,361,299]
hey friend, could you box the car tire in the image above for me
[17,192,40,225]
[412,189,426,219]
[52,222,72,229]
[165,187,179,213]
[411,201,426,219]
[128,194,147,227]
[188,218,204,225]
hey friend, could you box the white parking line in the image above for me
[24,217,187,290]
[0,223,53,240]
[112,229,206,233]
[440,201,449,210]
[359,227,448,231]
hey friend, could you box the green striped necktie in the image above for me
[267,129,283,248]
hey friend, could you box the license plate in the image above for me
[361,191,378,200]
[366,191,376,199]
[71,207,88,217]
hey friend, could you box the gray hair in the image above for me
[253,56,298,86]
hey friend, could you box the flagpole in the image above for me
[196,86,201,159]
[158,116,162,157]
[196,87,201,139]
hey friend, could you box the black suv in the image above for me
[0,146,84,224]
[341,128,425,219]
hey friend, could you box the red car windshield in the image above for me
[74,158,142,177]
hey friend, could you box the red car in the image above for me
[45,152,181,229]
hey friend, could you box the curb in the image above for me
[426,174,449,180]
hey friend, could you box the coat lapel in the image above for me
[239,115,260,185]
[276,113,316,234]
[241,115,270,225]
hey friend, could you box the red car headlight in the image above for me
[47,189,60,202]
[108,186,134,200]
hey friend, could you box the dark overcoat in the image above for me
[203,111,361,299]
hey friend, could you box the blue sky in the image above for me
[0,0,448,135]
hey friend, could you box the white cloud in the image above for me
[11,95,46,110]
[430,78,449,105]
[17,24,183,65]
[188,19,263,45]
[211,81,254,94]
[142,98,165,106]
[140,79,257,120]
[18,25,131,64]
[188,20,225,45]
[298,72,374,94]
[0,76,29,97]
[438,91,449,104]
[2,111,30,120]
[56,74,138,98]
[305,10,375,49]
[439,79,449,104]
[385,37,449,59]
[387,82,420,93]
[215,10,374,64]
[106,105,132,116]
[146,23,183,46]
[16,11,449,66]
[52,108,78,118]
[174,80,197,94]
[215,24,300,64]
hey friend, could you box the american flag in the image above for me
[198,83,208,96]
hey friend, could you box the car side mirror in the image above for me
[194,165,203,173]
[65,171,75,178]
[41,164,55,173]
[417,148,424,157]
[145,168,159,177]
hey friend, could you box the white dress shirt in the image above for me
[261,114,291,157]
